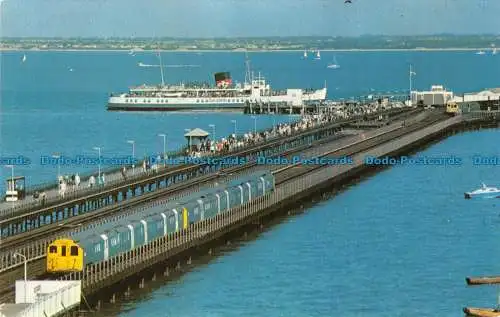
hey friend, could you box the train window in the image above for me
[61,246,67,257]
[49,246,57,253]
[70,246,78,256]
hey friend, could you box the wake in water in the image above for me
[138,62,201,68]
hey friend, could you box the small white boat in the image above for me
[327,56,340,69]
[315,51,321,60]
[476,50,486,55]
[21,54,26,63]
[464,183,500,199]
[303,50,308,58]
[493,48,498,55]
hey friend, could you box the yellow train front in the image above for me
[446,101,459,115]
[46,238,84,273]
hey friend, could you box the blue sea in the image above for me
[1,50,500,315]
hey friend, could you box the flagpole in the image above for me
[157,49,165,87]
[409,64,413,107]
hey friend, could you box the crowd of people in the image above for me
[29,100,409,204]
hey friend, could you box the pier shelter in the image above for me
[184,128,209,152]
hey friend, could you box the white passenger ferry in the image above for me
[107,56,327,111]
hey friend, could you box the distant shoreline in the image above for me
[0,47,495,53]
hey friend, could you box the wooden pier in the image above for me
[1,109,500,312]
[50,113,468,309]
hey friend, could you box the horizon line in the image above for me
[2,34,500,40]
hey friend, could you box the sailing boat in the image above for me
[303,50,308,59]
[327,55,340,69]
[492,48,498,55]
[315,51,321,60]
[21,54,26,63]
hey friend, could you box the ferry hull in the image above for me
[107,87,327,112]
[107,103,246,112]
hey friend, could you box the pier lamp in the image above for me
[92,147,101,181]
[158,134,167,167]
[230,120,237,136]
[127,140,135,175]
[208,124,216,149]
[250,116,257,135]
[184,129,192,152]
[13,252,27,303]
[51,154,61,180]
[4,165,14,207]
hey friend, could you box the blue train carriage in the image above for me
[144,202,183,243]
[73,221,126,265]
[227,170,275,207]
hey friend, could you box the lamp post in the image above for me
[208,124,216,141]
[250,116,257,135]
[209,124,216,153]
[4,165,14,207]
[51,154,61,180]
[13,252,27,303]
[158,134,167,167]
[230,119,237,136]
[92,147,101,181]
[127,140,135,175]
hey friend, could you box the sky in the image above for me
[0,0,499,38]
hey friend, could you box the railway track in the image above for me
[0,110,425,269]
[0,128,365,266]
[1,110,392,222]
[273,111,450,184]
[0,109,416,240]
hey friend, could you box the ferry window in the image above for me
[61,246,67,256]
[49,246,57,253]
[70,246,78,256]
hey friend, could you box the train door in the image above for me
[215,193,221,214]
[259,177,265,196]
[224,190,230,211]
[245,182,252,201]
[127,225,135,249]
[141,220,148,244]
[100,234,109,260]
[161,213,167,235]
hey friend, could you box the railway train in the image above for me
[445,101,459,114]
[47,170,275,273]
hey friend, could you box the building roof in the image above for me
[184,128,209,138]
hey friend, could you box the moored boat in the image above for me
[464,184,500,199]
[463,307,500,317]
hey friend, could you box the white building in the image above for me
[411,85,454,106]
[452,88,500,103]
